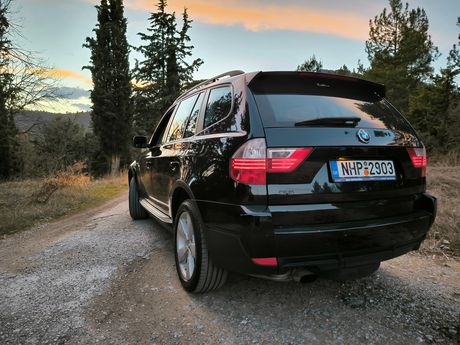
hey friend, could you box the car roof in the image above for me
[174,70,385,105]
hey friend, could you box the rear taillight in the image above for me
[230,138,267,185]
[407,147,427,177]
[267,147,313,172]
[230,139,313,185]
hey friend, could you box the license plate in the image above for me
[330,160,396,182]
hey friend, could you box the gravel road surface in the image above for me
[0,195,459,345]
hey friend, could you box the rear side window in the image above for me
[165,94,198,142]
[203,86,232,128]
[183,92,204,138]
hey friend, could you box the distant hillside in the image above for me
[15,111,92,134]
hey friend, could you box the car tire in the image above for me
[174,200,227,293]
[129,177,148,220]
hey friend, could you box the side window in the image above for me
[183,92,204,138]
[164,94,198,143]
[203,86,232,129]
[152,106,175,146]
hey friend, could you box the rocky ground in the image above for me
[0,195,459,345]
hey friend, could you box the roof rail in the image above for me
[181,70,245,98]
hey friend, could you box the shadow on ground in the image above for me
[86,219,460,345]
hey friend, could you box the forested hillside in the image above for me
[15,111,91,133]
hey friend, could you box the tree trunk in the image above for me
[110,154,120,176]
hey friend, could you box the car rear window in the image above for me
[253,94,411,130]
[249,72,412,131]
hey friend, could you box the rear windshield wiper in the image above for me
[294,117,361,127]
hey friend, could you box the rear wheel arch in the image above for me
[170,184,194,220]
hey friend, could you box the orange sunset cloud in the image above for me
[124,0,369,40]
[41,68,92,86]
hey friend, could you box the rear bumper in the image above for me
[196,193,436,275]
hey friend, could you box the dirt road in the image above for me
[1,196,459,345]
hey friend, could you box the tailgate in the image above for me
[248,72,426,222]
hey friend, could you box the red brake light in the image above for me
[267,148,313,172]
[230,139,313,185]
[407,147,427,177]
[251,257,278,266]
[230,139,267,185]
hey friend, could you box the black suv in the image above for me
[128,70,436,293]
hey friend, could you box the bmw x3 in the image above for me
[128,71,437,293]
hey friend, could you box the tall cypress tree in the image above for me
[84,0,132,174]
[133,0,203,134]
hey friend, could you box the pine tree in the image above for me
[407,75,453,152]
[407,17,460,153]
[446,18,460,152]
[133,0,203,134]
[335,65,352,76]
[296,55,323,72]
[447,17,460,74]
[364,0,438,113]
[176,10,202,88]
[0,0,18,179]
[84,0,132,174]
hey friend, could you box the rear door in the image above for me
[150,93,203,214]
[248,72,426,225]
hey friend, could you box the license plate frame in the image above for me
[329,160,396,182]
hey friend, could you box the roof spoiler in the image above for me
[248,71,386,98]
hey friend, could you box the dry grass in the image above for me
[31,162,91,204]
[429,151,460,167]
[424,165,460,256]
[0,169,128,237]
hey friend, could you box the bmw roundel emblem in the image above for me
[357,129,370,144]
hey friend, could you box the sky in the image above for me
[10,0,460,113]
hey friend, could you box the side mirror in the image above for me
[133,136,148,148]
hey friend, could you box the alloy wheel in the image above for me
[176,211,196,281]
